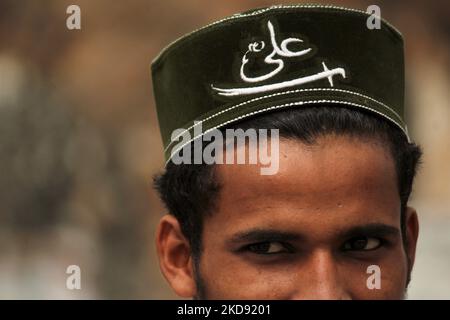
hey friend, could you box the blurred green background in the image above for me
[0,0,449,299]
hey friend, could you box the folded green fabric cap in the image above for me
[151,4,410,163]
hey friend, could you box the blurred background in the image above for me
[0,0,448,299]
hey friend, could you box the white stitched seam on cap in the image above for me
[152,4,402,67]
[164,87,404,152]
[165,99,411,165]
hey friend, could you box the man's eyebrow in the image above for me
[226,224,400,246]
[226,229,305,246]
[338,223,401,239]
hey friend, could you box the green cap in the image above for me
[151,5,410,163]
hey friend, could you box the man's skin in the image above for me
[156,134,419,299]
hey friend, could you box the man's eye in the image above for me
[246,241,290,254]
[343,237,382,251]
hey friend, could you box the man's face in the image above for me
[195,134,414,299]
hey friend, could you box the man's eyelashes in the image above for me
[341,236,385,251]
[243,241,293,255]
[240,236,388,255]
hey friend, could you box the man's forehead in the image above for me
[216,135,397,194]
[208,136,400,231]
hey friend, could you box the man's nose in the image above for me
[291,249,351,300]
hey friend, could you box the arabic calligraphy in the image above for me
[212,20,347,97]
[240,21,312,83]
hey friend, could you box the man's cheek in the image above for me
[359,267,407,299]
[201,261,295,299]
[378,260,408,299]
[343,264,397,299]
[345,257,408,299]
[200,257,407,299]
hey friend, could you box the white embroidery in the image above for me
[214,62,346,96]
[240,21,312,83]
[211,20,347,96]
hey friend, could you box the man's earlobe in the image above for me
[405,206,419,271]
[156,214,197,297]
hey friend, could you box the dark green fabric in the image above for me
[151,5,408,161]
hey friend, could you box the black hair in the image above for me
[154,105,423,259]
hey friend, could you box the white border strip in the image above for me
[164,87,405,152]
[165,99,411,165]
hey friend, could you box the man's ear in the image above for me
[405,206,419,271]
[156,214,196,298]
